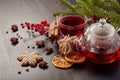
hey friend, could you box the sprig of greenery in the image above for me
[59,0,75,11]
[54,0,120,27]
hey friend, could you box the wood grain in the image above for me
[0,0,120,80]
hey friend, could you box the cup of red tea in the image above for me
[58,14,87,37]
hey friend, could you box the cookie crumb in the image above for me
[32,46,35,49]
[6,31,8,34]
[20,37,23,39]
[26,69,29,72]
[18,36,20,38]
[27,46,30,48]
[18,71,21,74]
[16,33,19,36]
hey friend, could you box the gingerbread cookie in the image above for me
[17,51,43,67]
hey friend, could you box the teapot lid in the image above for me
[90,18,115,39]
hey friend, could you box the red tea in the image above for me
[85,48,120,64]
[59,15,86,36]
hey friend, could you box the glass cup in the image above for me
[58,14,88,37]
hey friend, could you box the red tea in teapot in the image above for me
[82,19,120,64]
[85,48,120,64]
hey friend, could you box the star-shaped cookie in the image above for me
[17,51,43,67]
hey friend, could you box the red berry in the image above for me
[38,29,41,32]
[31,27,34,30]
[21,23,24,26]
[25,22,28,25]
[27,25,30,28]
[37,24,41,27]
[41,20,47,25]
[38,30,43,35]
[31,23,35,27]
[25,22,30,27]
[46,23,50,27]
[22,26,25,28]
[37,26,41,29]
[40,24,44,27]
[27,22,30,26]
[27,26,30,29]
[35,28,38,32]
[34,24,37,27]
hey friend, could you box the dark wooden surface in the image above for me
[0,0,120,80]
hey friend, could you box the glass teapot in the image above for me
[81,18,120,64]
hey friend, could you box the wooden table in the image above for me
[0,0,120,80]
